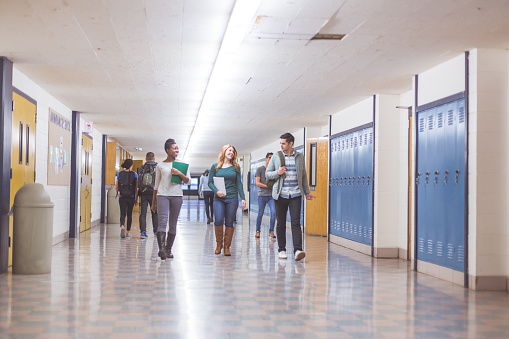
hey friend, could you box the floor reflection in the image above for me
[0,199,508,337]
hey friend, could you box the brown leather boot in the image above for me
[223,227,235,256]
[214,225,223,255]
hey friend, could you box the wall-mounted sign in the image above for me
[47,109,71,185]
[84,121,93,133]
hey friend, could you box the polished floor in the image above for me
[1,200,509,338]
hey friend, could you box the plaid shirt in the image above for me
[279,152,301,199]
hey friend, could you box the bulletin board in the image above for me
[47,108,71,185]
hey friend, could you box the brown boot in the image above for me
[223,227,235,256]
[214,225,223,255]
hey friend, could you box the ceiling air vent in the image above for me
[311,33,346,41]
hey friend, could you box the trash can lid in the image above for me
[14,183,54,208]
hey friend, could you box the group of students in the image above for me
[115,132,314,261]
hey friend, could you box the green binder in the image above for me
[170,161,189,184]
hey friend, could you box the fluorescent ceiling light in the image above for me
[183,0,262,161]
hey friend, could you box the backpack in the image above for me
[266,151,286,190]
[118,171,135,197]
[138,163,156,194]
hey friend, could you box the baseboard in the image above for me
[329,234,371,255]
[91,218,101,227]
[52,231,69,245]
[399,248,408,260]
[374,247,398,258]
[416,260,465,287]
[470,275,507,291]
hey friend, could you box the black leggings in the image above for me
[203,191,214,218]
[119,197,135,231]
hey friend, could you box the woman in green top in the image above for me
[208,144,246,256]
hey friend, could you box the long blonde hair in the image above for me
[216,144,240,173]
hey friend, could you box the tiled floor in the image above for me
[1,199,509,338]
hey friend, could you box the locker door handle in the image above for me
[416,172,420,185]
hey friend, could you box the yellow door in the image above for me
[305,137,329,236]
[9,91,36,266]
[80,134,93,232]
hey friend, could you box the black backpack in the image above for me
[118,171,135,196]
[138,163,156,194]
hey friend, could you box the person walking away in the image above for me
[198,169,214,224]
[208,144,246,256]
[265,133,315,261]
[116,159,138,238]
[137,152,158,238]
[255,152,276,239]
[151,138,190,260]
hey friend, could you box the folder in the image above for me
[170,161,189,184]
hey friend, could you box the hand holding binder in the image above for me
[170,161,189,184]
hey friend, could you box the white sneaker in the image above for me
[294,250,306,261]
[278,251,287,259]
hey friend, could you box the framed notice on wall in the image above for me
[47,108,71,185]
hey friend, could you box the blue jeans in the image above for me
[214,197,238,228]
[256,196,275,232]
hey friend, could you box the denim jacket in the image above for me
[265,151,310,200]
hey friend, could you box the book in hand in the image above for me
[213,177,226,195]
[170,161,189,184]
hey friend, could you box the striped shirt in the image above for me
[280,152,301,199]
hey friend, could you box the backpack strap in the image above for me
[276,151,286,192]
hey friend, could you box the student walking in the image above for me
[151,139,190,260]
[255,152,276,239]
[208,145,246,256]
[266,133,315,261]
[198,169,214,224]
[116,159,138,238]
[137,152,158,238]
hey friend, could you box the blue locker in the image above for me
[329,126,373,245]
[416,97,465,272]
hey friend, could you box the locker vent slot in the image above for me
[364,133,367,145]
[458,106,465,123]
[427,239,434,254]
[354,136,357,147]
[437,112,443,128]
[436,241,443,257]
[447,243,454,260]
[458,246,464,262]
[419,117,425,132]
[369,132,373,144]
[428,115,434,130]
[418,238,424,252]
[447,110,454,125]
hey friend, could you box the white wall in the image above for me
[398,90,413,258]
[469,49,508,285]
[419,54,465,105]
[13,68,104,240]
[331,97,373,135]
[251,128,306,161]
[374,94,401,255]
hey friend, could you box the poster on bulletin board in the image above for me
[47,108,71,185]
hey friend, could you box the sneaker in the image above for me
[140,232,148,239]
[269,231,276,238]
[278,251,287,259]
[255,231,260,238]
[120,226,126,238]
[126,233,132,238]
[294,250,306,261]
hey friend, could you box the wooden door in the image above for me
[80,134,93,232]
[9,91,36,265]
[305,137,328,236]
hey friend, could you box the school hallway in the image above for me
[1,199,508,339]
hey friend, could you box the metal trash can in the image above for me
[12,183,54,275]
[107,187,120,224]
